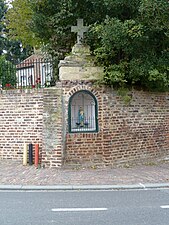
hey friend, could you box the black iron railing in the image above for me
[71,117,96,132]
[0,58,56,89]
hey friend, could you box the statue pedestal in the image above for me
[59,44,103,81]
[72,43,90,56]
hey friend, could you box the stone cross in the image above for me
[71,19,88,44]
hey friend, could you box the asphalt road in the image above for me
[0,189,169,225]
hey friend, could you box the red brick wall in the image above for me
[0,88,63,167]
[63,81,169,167]
[41,87,63,167]
[1,83,169,168]
[0,89,43,160]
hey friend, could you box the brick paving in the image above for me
[0,160,169,186]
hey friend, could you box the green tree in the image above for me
[31,0,110,58]
[1,0,33,63]
[0,0,7,55]
[5,0,169,91]
[5,0,111,56]
[4,39,33,63]
[5,0,40,47]
[0,56,17,88]
[88,0,169,91]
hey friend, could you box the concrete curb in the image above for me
[0,183,169,191]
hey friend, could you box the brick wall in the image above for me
[0,89,43,160]
[1,83,169,168]
[0,87,63,167]
[41,86,63,167]
[62,81,169,167]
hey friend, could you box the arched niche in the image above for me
[68,90,98,133]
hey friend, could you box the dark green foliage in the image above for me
[4,40,33,63]
[31,0,109,58]
[5,0,169,91]
[1,0,33,62]
[0,0,32,88]
[87,0,169,91]
[0,0,6,55]
[0,56,17,88]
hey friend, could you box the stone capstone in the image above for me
[59,44,103,81]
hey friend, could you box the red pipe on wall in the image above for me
[35,144,39,167]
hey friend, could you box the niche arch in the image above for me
[68,90,98,133]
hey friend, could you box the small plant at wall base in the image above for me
[0,56,17,89]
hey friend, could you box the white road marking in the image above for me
[160,205,169,209]
[51,208,108,212]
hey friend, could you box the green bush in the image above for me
[0,56,17,88]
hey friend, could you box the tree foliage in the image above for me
[0,0,33,63]
[31,0,110,58]
[0,0,7,55]
[4,40,33,63]
[87,0,169,91]
[5,0,169,91]
[5,0,41,48]
[0,55,16,88]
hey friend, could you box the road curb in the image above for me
[0,183,169,191]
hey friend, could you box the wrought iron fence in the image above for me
[71,116,96,132]
[0,58,56,89]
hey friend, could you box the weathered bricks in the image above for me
[62,81,169,167]
[0,82,169,168]
[0,88,63,167]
